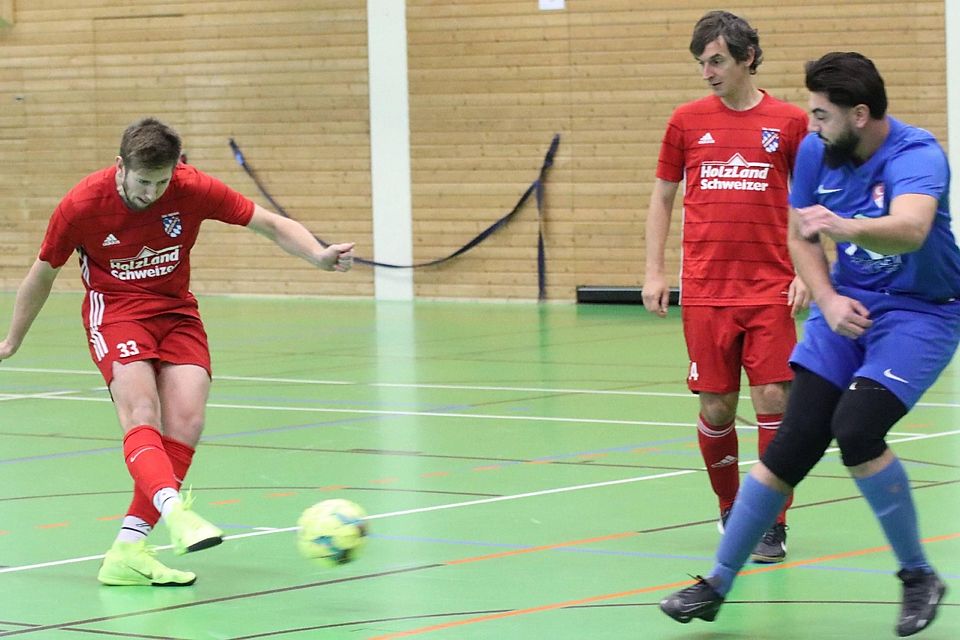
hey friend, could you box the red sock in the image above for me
[125,435,196,526]
[162,436,196,488]
[697,415,739,512]
[757,413,793,524]
[122,425,178,522]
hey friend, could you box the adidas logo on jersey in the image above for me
[698,132,716,144]
[102,234,120,247]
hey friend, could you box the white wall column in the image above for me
[367,0,414,300]
[947,0,960,238]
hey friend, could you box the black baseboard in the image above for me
[575,286,680,305]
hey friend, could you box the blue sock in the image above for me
[854,457,929,572]
[710,475,787,596]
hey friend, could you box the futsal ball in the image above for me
[296,499,368,567]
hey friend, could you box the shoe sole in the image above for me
[185,535,223,554]
[99,576,197,587]
[750,552,786,563]
[897,581,947,637]
[660,604,720,623]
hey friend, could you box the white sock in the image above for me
[153,487,181,519]
[116,515,152,543]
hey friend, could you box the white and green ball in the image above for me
[296,499,368,567]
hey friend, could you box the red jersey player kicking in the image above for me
[642,11,809,562]
[0,118,355,586]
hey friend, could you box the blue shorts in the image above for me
[790,287,960,409]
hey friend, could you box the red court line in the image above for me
[368,531,960,640]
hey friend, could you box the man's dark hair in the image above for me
[805,52,888,119]
[118,117,183,170]
[689,10,763,74]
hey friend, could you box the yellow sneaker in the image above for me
[164,490,223,556]
[97,540,196,586]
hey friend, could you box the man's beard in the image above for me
[822,129,859,168]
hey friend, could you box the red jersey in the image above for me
[656,92,808,306]
[39,163,255,327]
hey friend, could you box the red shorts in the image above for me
[86,314,212,386]
[680,304,796,394]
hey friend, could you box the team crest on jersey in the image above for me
[161,213,182,238]
[761,128,781,152]
[872,183,885,209]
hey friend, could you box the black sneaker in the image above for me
[750,522,787,563]
[896,568,947,637]
[660,575,725,623]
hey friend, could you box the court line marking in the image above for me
[366,533,960,640]
[8,393,960,435]
[0,389,92,402]
[0,469,699,575]
[2,426,958,576]
[12,395,702,428]
[2,366,959,408]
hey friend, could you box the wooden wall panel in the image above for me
[0,1,947,302]
[406,0,946,300]
[0,0,372,297]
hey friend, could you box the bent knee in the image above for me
[831,377,906,468]
[750,381,790,414]
[699,392,738,425]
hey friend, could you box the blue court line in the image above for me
[208,393,468,411]
[199,403,474,441]
[0,446,120,465]
[0,404,696,467]
[0,405,471,465]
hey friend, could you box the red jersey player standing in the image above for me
[642,11,809,562]
[0,118,355,586]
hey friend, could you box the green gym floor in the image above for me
[0,293,957,639]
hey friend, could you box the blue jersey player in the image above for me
[660,52,960,638]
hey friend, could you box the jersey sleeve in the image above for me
[788,133,824,209]
[885,141,948,201]
[37,201,81,268]
[190,168,256,225]
[655,111,685,183]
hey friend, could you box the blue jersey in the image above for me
[790,117,960,302]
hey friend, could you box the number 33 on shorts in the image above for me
[116,340,141,358]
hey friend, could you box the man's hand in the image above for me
[318,242,356,272]
[787,275,811,317]
[795,204,849,241]
[818,293,872,338]
[642,273,670,317]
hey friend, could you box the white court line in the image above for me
[17,395,949,435]
[0,389,91,402]
[2,428,958,576]
[0,367,692,398]
[0,469,698,575]
[33,395,697,428]
[2,365,959,408]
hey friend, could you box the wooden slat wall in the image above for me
[406,0,946,300]
[0,0,372,297]
[0,1,946,301]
